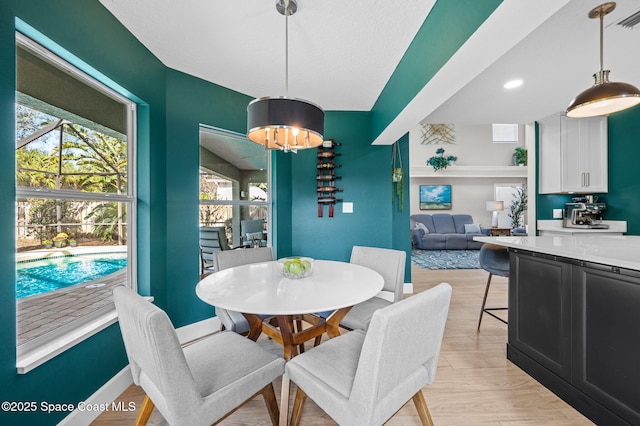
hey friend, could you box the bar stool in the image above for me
[477,243,510,330]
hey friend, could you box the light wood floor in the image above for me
[92,267,593,425]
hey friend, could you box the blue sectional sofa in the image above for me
[410,214,489,250]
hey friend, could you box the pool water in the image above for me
[16,254,127,298]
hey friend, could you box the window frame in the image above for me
[199,125,272,248]
[15,33,137,373]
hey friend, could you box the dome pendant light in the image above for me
[567,2,640,118]
[247,0,324,152]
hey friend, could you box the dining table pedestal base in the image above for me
[243,307,353,361]
[244,308,353,426]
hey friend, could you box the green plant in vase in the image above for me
[427,148,455,171]
[514,146,527,166]
[392,142,404,210]
[508,185,528,228]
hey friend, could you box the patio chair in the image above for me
[241,218,266,247]
[112,285,284,426]
[199,226,230,274]
[285,282,452,425]
[339,245,406,331]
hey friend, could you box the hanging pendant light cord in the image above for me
[284,0,289,96]
[598,8,604,76]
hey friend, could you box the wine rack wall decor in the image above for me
[317,139,342,217]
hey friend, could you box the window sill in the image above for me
[17,306,118,374]
[16,297,152,374]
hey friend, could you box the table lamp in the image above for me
[486,201,504,228]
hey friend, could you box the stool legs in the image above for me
[477,273,508,330]
[477,273,493,330]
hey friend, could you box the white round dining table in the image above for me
[196,259,384,316]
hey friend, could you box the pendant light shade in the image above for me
[247,97,324,150]
[567,2,640,118]
[246,0,324,152]
[567,70,640,118]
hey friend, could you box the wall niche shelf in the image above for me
[410,165,528,178]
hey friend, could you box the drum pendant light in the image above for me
[567,2,640,118]
[247,0,324,152]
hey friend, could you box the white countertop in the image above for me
[474,235,640,271]
[537,220,627,234]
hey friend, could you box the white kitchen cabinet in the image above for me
[538,113,607,194]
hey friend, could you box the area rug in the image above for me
[411,249,481,270]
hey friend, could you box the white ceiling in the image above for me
[425,0,640,125]
[99,0,640,134]
[99,0,435,111]
[200,126,266,171]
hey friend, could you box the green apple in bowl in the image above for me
[279,257,314,279]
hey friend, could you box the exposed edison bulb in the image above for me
[264,128,270,149]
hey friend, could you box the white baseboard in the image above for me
[403,282,414,294]
[58,366,132,426]
[58,317,222,425]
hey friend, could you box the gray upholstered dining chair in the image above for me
[213,247,274,334]
[339,245,406,331]
[285,282,452,426]
[112,285,285,426]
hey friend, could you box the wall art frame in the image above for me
[419,185,452,210]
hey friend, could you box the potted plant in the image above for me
[427,148,455,172]
[43,239,53,249]
[53,232,68,248]
[392,142,404,210]
[68,238,77,247]
[508,185,528,228]
[513,146,527,166]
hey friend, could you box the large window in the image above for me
[15,34,136,368]
[199,126,269,250]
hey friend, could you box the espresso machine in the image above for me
[563,200,609,229]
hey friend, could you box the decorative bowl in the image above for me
[277,257,314,279]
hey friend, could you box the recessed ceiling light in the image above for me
[504,79,523,89]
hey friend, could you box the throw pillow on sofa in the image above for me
[464,223,481,234]
[415,222,430,234]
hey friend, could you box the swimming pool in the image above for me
[16,253,127,298]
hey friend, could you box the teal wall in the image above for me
[164,69,253,323]
[536,105,640,236]
[370,0,502,140]
[0,1,413,423]
[602,106,640,235]
[272,151,294,259]
[287,111,411,276]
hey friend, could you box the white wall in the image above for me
[409,124,527,227]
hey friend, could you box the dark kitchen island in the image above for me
[476,235,640,426]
